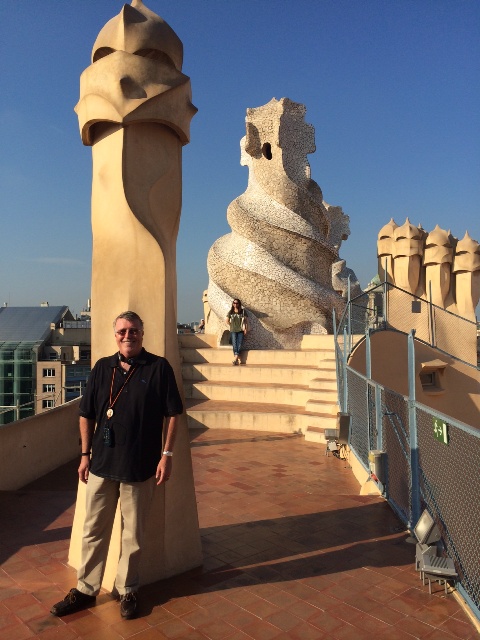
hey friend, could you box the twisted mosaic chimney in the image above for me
[206,98,358,349]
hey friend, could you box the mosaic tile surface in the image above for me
[206,98,360,349]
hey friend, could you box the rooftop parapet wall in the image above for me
[0,400,80,491]
[378,219,480,321]
[206,98,360,349]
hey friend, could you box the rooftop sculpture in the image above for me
[378,219,480,321]
[206,98,359,349]
[75,0,197,363]
[70,0,201,590]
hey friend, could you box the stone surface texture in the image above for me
[378,218,480,321]
[206,98,359,349]
[70,0,202,592]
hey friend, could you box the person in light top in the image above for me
[226,299,248,365]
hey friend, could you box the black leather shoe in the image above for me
[120,591,138,619]
[50,588,96,616]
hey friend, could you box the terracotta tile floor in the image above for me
[0,428,478,639]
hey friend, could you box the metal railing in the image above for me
[335,281,479,369]
[0,383,85,422]
[334,297,480,618]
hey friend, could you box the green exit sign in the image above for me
[433,417,449,445]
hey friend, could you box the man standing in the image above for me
[51,311,183,619]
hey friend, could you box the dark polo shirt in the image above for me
[79,349,183,482]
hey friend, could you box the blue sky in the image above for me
[1,0,479,322]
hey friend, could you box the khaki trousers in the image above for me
[76,472,155,596]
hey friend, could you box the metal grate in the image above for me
[417,407,480,611]
[341,283,478,370]
[432,306,477,366]
[367,381,378,450]
[381,388,412,524]
[335,281,480,617]
[347,369,370,466]
[338,365,480,616]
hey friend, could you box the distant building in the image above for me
[177,323,194,334]
[0,305,91,425]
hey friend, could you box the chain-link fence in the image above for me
[341,363,480,618]
[334,279,480,617]
[346,369,370,465]
[337,282,479,368]
[417,406,480,614]
[382,388,412,525]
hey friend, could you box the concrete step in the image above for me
[183,379,338,405]
[305,408,339,426]
[181,362,329,385]
[186,398,312,433]
[180,342,341,437]
[186,398,338,434]
[178,333,337,351]
[300,335,336,349]
[305,398,339,414]
[308,376,338,390]
[315,362,338,373]
[180,348,335,367]
[177,334,217,348]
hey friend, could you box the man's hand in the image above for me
[78,457,90,484]
[156,455,172,485]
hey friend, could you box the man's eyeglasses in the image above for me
[116,328,141,336]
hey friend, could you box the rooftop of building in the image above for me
[0,427,477,639]
[0,306,72,343]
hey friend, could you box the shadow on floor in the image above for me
[0,458,79,565]
[138,499,411,612]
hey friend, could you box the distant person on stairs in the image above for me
[226,299,248,365]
